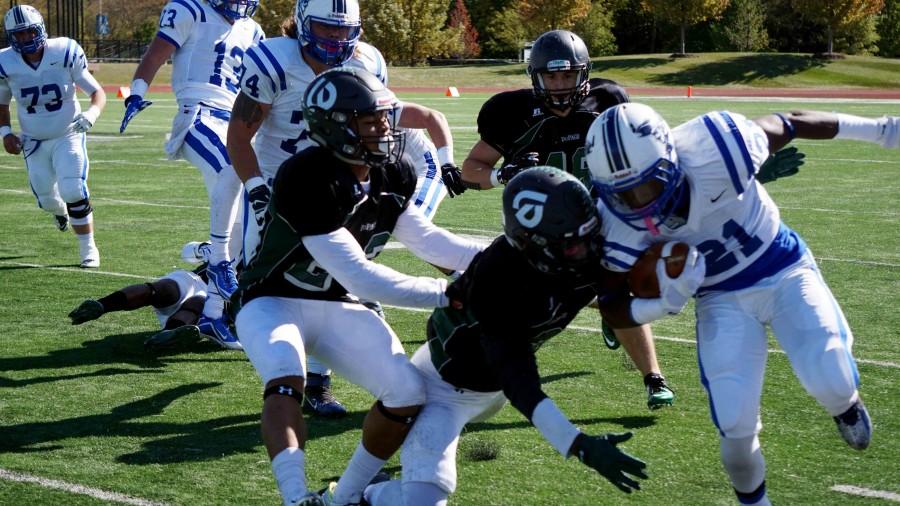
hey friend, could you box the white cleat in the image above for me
[80,245,100,269]
[181,240,212,264]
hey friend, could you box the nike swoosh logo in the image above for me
[710,190,726,203]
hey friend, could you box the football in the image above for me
[627,242,691,298]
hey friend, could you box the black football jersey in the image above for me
[427,237,606,405]
[233,147,418,307]
[477,78,629,186]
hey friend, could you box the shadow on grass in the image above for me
[541,370,593,384]
[592,57,670,73]
[649,54,827,86]
[467,414,656,433]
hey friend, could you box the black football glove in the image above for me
[246,182,271,228]
[757,146,805,184]
[496,151,540,185]
[571,432,648,493]
[445,274,467,310]
[440,163,467,198]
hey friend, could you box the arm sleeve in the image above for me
[69,42,100,95]
[301,229,449,308]
[393,205,484,272]
[156,1,196,49]
[240,45,277,104]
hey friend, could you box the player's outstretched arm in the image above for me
[570,432,648,493]
[228,92,271,227]
[120,37,176,133]
[398,101,467,197]
[756,111,900,153]
[757,146,805,184]
[462,140,504,189]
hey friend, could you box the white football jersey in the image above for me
[157,0,263,110]
[239,39,388,173]
[599,111,807,294]
[0,37,100,140]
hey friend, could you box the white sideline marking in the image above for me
[0,189,208,210]
[831,485,900,502]
[0,468,168,506]
[0,261,151,280]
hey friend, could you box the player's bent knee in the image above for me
[59,178,88,204]
[378,363,426,407]
[376,400,420,425]
[65,198,93,220]
[797,341,858,408]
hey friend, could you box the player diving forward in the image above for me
[120,0,264,349]
[359,167,648,506]
[228,0,456,416]
[0,5,106,268]
[585,103,899,505]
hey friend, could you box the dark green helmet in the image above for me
[302,67,404,165]
[526,30,592,110]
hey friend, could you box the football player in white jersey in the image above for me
[228,0,457,417]
[584,103,900,505]
[119,0,264,350]
[0,5,105,268]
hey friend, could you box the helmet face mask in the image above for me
[585,103,685,234]
[4,5,46,54]
[294,0,361,66]
[527,30,592,111]
[208,0,259,20]
[502,166,603,276]
[303,68,404,166]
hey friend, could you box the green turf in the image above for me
[91,52,900,90]
[0,94,898,505]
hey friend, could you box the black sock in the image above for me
[97,291,129,313]
[163,317,190,330]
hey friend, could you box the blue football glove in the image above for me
[571,432,648,493]
[119,95,153,133]
[757,146,805,184]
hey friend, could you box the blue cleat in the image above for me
[207,260,239,298]
[197,315,243,351]
[834,399,872,450]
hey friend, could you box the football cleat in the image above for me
[645,373,675,410]
[181,241,212,264]
[834,399,872,450]
[80,244,100,268]
[68,299,105,325]
[54,214,68,232]
[144,325,201,350]
[290,492,326,506]
[197,315,243,350]
[320,471,391,506]
[304,373,347,418]
[207,260,238,298]
[601,319,620,350]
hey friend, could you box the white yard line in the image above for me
[0,468,168,506]
[831,485,900,502]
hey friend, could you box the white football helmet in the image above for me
[4,5,46,54]
[294,0,361,66]
[584,103,685,232]
[208,0,259,20]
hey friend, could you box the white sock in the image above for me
[202,290,226,319]
[402,481,448,506]
[209,234,230,265]
[333,443,386,505]
[364,480,401,506]
[272,447,306,506]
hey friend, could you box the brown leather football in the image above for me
[627,242,690,298]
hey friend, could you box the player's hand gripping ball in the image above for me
[628,242,690,298]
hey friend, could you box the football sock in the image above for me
[209,235,229,265]
[734,481,770,506]
[363,480,400,506]
[97,291,128,313]
[272,447,306,506]
[721,435,767,502]
[333,443,386,504]
[202,291,226,320]
[77,231,96,251]
[402,481,449,506]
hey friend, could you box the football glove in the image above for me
[440,163,467,198]
[757,146,805,184]
[71,108,99,134]
[119,95,152,133]
[571,432,648,493]
[657,245,705,315]
[496,151,540,185]
[245,177,271,229]
[445,274,466,310]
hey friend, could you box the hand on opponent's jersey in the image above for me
[757,146,805,184]
[119,95,153,133]
[440,163,467,198]
[657,245,705,315]
[496,151,540,185]
[245,176,271,228]
[3,132,22,155]
[570,432,648,493]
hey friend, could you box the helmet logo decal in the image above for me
[512,190,548,228]
[546,59,572,71]
[307,80,337,110]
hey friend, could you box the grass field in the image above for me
[0,93,899,505]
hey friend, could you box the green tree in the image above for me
[361,0,460,64]
[641,0,731,55]
[361,0,412,64]
[719,0,769,50]
[572,1,618,55]
[877,0,900,55]
[790,0,884,55]
[255,0,295,37]
[520,0,593,31]
[484,5,530,56]
[833,13,880,54]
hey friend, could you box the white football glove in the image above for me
[880,116,900,149]
[656,245,705,314]
[72,108,99,134]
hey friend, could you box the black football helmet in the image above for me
[502,166,603,276]
[302,67,404,165]
[526,30,592,111]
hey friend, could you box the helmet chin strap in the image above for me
[644,216,661,236]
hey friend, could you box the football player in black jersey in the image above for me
[362,167,647,506]
[454,29,675,411]
[231,68,483,506]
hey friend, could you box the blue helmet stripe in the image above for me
[604,107,627,174]
[14,6,24,25]
[334,0,346,14]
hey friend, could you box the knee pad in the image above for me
[720,435,766,494]
[66,198,93,220]
[796,340,858,413]
[264,384,304,404]
[708,380,761,438]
